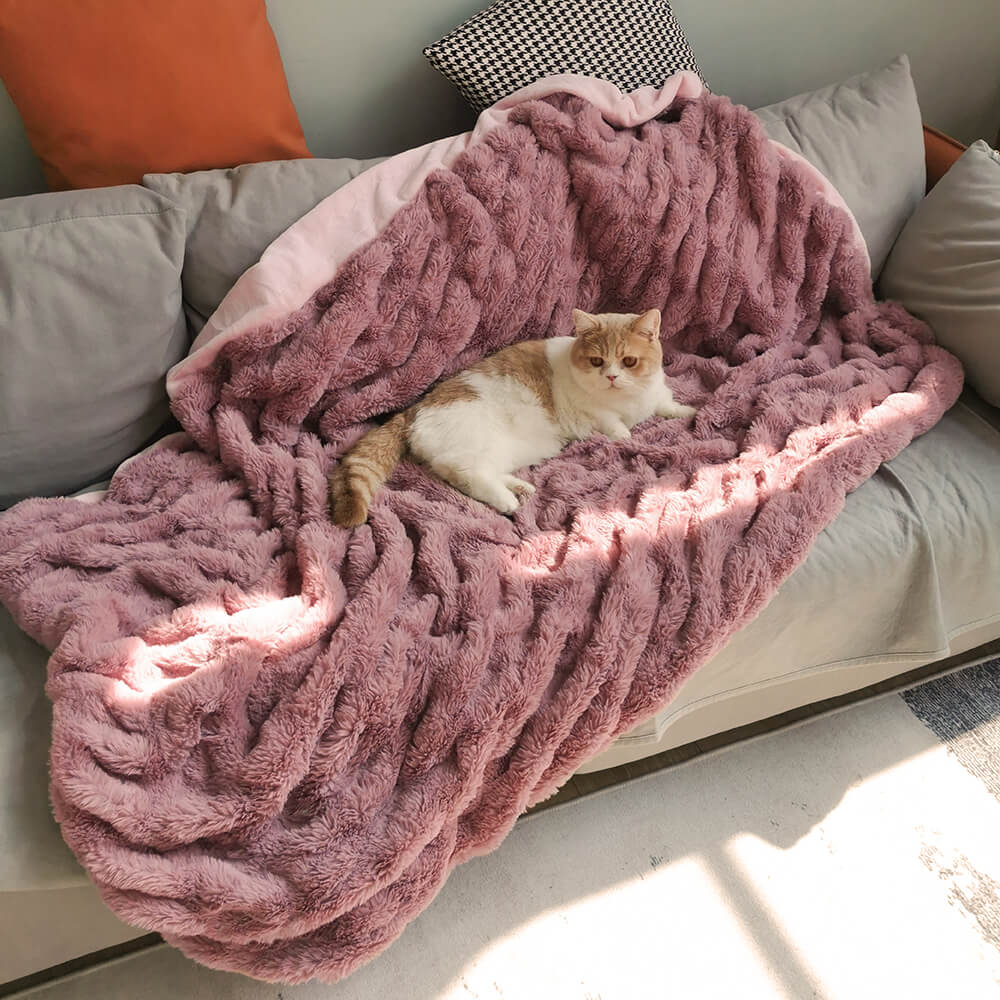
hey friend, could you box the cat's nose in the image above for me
[606,374,617,382]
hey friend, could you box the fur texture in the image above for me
[331,309,694,524]
[0,88,962,984]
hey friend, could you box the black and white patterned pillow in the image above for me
[424,0,705,113]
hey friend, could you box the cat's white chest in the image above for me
[613,385,663,426]
[467,372,564,466]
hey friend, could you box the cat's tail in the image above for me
[329,413,409,527]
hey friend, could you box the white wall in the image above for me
[675,0,1000,143]
[2,0,998,200]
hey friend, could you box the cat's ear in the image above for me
[632,309,661,342]
[572,309,600,336]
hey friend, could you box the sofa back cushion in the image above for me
[0,185,187,507]
[144,156,383,334]
[880,140,1000,407]
[754,54,925,279]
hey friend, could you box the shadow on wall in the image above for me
[0,80,47,198]
[267,0,482,161]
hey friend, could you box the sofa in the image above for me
[2,62,1000,985]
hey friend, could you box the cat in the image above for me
[329,307,696,526]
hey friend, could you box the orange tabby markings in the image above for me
[474,341,556,417]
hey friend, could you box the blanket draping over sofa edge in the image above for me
[0,73,961,982]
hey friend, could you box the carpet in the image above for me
[13,658,1000,1000]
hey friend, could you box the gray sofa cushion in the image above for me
[144,157,383,335]
[0,186,187,507]
[879,141,1000,408]
[754,54,925,279]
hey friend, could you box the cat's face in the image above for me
[568,309,663,395]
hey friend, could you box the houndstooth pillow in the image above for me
[424,0,705,113]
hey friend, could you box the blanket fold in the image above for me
[0,73,961,982]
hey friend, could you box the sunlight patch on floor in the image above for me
[438,722,1000,1000]
[440,852,795,1000]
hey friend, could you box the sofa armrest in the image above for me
[924,125,967,192]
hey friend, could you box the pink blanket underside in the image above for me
[0,73,960,983]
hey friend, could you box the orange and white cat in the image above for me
[330,308,695,525]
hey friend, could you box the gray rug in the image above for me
[13,659,1000,1000]
[903,657,1000,803]
[901,657,1000,958]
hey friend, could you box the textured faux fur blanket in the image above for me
[0,73,962,983]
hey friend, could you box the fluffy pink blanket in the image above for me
[0,74,961,982]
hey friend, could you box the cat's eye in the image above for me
[589,356,603,368]
[622,356,638,368]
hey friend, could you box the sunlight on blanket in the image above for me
[512,374,943,580]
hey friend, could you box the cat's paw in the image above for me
[462,473,521,515]
[503,475,536,497]
[658,403,696,419]
[492,494,521,516]
[602,422,632,441]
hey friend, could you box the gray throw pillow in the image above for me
[0,186,186,508]
[144,157,384,335]
[754,55,925,279]
[880,140,1000,408]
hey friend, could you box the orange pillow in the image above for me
[0,0,311,190]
